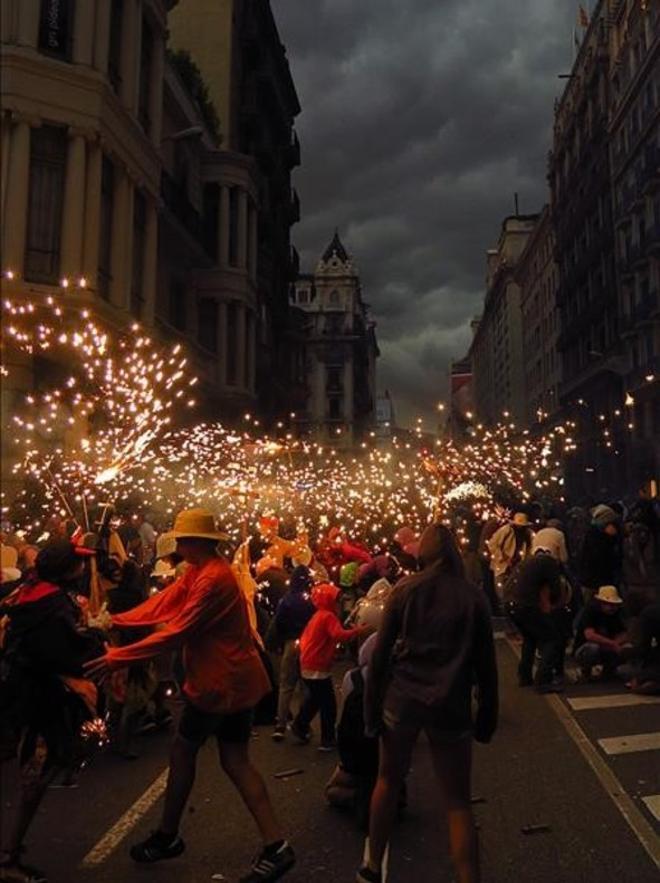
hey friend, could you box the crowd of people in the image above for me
[0,488,658,883]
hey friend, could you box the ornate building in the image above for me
[168,0,302,420]
[0,0,301,492]
[290,232,379,446]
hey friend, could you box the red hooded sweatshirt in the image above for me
[299,583,363,674]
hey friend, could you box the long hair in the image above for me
[418,523,466,579]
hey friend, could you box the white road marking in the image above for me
[81,768,169,865]
[567,694,660,711]
[362,837,390,882]
[642,796,660,823]
[505,635,660,869]
[598,732,660,756]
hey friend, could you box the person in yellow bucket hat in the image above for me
[573,584,631,681]
[84,508,296,883]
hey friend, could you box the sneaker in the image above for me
[239,841,295,882]
[271,726,286,743]
[0,858,48,883]
[317,740,337,752]
[356,866,382,883]
[289,722,310,745]
[130,830,185,863]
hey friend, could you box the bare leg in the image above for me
[218,741,282,844]
[159,735,200,836]
[429,738,480,883]
[367,725,417,872]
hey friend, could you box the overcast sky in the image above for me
[274,0,579,428]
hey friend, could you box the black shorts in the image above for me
[178,703,254,746]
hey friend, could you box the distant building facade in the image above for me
[515,206,561,426]
[468,215,538,427]
[291,233,379,445]
[168,0,302,420]
[445,356,474,440]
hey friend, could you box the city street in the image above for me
[2,639,658,883]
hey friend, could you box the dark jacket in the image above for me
[510,554,563,609]
[365,524,498,740]
[579,525,622,589]
[274,566,315,642]
[1,580,104,676]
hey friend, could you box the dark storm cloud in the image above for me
[274,0,578,426]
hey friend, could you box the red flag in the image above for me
[578,5,589,28]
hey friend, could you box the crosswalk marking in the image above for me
[598,732,660,755]
[642,796,660,823]
[568,694,660,712]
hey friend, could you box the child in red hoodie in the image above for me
[291,583,368,751]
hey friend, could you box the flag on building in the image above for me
[578,5,590,28]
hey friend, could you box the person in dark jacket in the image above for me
[506,549,567,691]
[0,540,102,883]
[357,524,498,883]
[271,566,315,741]
[579,505,622,596]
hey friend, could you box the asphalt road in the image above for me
[1,640,659,883]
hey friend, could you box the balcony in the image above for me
[161,171,201,239]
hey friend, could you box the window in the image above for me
[108,0,123,91]
[226,302,237,382]
[169,280,186,331]
[25,125,67,284]
[131,191,146,318]
[98,157,114,299]
[38,0,74,61]
[202,183,219,261]
[328,289,341,307]
[298,289,309,304]
[326,367,342,392]
[198,297,218,352]
[328,397,342,419]
[228,187,239,267]
[138,18,153,132]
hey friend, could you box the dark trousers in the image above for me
[295,677,337,744]
[511,606,564,685]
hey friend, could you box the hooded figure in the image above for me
[274,565,315,642]
[352,576,394,632]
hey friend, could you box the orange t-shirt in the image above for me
[106,557,269,714]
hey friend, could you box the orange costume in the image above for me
[105,557,269,714]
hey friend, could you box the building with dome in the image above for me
[290,232,379,445]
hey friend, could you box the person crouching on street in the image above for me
[291,582,369,751]
[84,508,296,883]
[573,585,630,681]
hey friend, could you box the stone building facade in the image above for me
[468,215,538,427]
[515,205,562,427]
[291,233,379,446]
[608,0,660,488]
[0,0,301,490]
